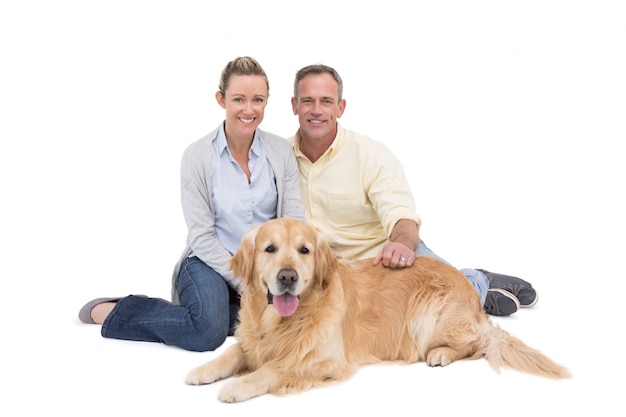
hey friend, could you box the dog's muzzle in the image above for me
[267,268,300,305]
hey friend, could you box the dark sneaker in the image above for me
[477,269,538,308]
[483,289,520,316]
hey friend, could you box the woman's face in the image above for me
[217,74,268,141]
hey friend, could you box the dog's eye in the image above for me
[265,245,276,253]
[300,246,309,255]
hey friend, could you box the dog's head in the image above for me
[231,218,337,317]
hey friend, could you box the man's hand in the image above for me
[373,241,415,269]
[373,219,419,269]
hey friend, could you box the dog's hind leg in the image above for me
[185,343,248,386]
[413,306,486,367]
[425,344,482,367]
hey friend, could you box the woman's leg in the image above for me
[101,256,231,352]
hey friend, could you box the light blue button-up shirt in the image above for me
[211,126,278,255]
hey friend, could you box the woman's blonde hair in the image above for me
[218,56,269,96]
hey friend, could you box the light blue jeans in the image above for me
[101,256,239,352]
[416,240,489,305]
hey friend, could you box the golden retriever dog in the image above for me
[186,218,570,402]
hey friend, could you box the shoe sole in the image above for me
[520,292,538,308]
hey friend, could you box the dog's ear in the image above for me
[314,231,338,286]
[231,226,259,287]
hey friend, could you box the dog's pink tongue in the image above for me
[273,293,299,317]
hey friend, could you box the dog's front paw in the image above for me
[218,376,269,403]
[185,364,222,386]
[218,382,246,403]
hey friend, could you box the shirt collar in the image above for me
[215,122,229,155]
[293,123,344,161]
[215,122,261,157]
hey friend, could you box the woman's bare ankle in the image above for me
[90,302,116,324]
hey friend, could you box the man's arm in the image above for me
[373,219,419,268]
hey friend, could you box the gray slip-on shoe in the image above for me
[78,297,125,324]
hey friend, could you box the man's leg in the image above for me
[415,240,519,316]
[476,269,538,307]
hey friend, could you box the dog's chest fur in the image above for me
[238,280,348,372]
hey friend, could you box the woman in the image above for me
[78,56,305,352]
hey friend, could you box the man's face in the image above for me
[291,73,346,142]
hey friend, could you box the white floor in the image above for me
[2,1,624,416]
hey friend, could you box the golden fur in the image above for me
[186,218,570,402]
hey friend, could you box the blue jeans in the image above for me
[101,256,239,352]
[416,240,489,305]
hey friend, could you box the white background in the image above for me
[1,1,624,415]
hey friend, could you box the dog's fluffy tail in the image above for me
[484,322,571,379]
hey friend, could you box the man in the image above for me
[287,64,537,316]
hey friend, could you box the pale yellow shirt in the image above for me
[289,124,421,260]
